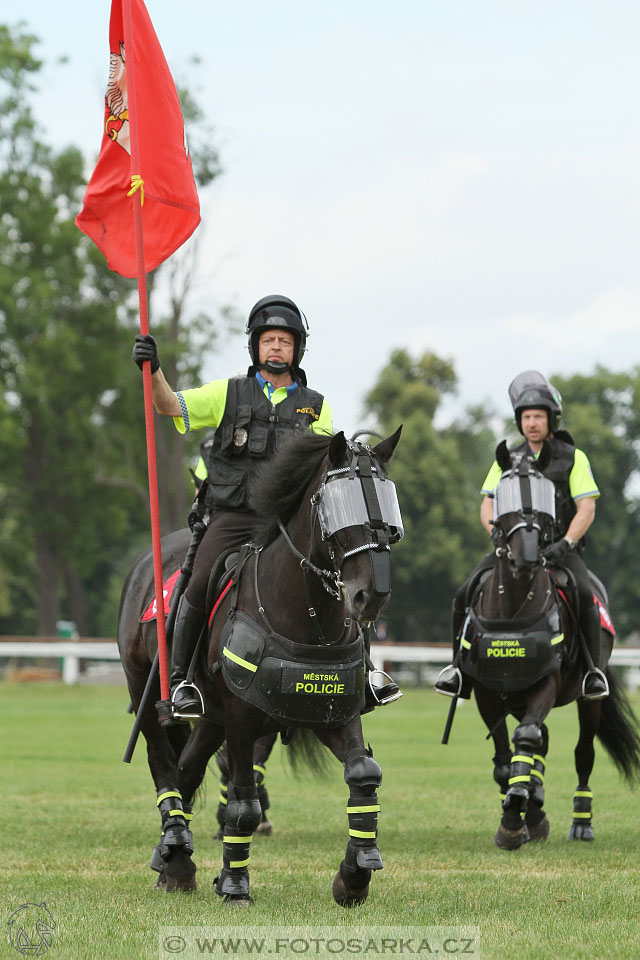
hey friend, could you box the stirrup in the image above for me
[367,669,403,706]
[434,665,463,698]
[581,668,609,701]
[171,681,205,719]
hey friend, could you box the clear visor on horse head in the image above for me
[318,476,404,541]
[494,473,556,521]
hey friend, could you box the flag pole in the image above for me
[122,0,171,709]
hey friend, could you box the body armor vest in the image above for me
[515,431,576,538]
[206,376,324,510]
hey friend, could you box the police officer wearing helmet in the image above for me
[435,370,608,701]
[132,295,332,718]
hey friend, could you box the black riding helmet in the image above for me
[245,295,309,373]
[509,370,563,434]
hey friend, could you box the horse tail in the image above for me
[597,668,640,783]
[285,727,333,777]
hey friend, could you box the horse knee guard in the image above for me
[513,723,543,752]
[344,747,382,789]
[225,785,262,834]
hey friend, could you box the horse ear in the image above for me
[537,439,552,472]
[373,425,403,465]
[496,440,512,472]
[328,431,348,465]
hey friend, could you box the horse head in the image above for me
[491,440,555,578]
[315,426,403,622]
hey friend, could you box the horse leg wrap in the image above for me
[493,752,511,804]
[342,749,383,871]
[152,789,193,870]
[572,786,593,825]
[214,784,260,899]
[254,763,270,815]
[529,754,546,809]
[504,724,542,812]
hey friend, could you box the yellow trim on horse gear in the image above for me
[218,793,228,805]
[551,633,564,645]
[223,645,258,672]
[575,790,593,798]
[349,829,377,839]
[156,791,182,804]
[223,834,253,843]
[229,858,250,868]
[511,755,534,765]
[573,812,592,818]
[347,804,381,813]
[508,775,531,785]
[460,637,471,649]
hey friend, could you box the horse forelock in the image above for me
[249,432,333,545]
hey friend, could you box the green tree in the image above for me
[551,367,640,639]
[364,349,496,642]
[0,24,143,634]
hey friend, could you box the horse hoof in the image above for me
[154,872,167,892]
[222,895,253,907]
[526,815,550,842]
[255,819,273,837]
[165,874,197,893]
[332,871,369,907]
[494,823,528,850]
[568,822,594,841]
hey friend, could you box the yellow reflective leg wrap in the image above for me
[222,830,253,870]
[529,754,546,807]
[156,787,193,855]
[347,791,380,844]
[572,787,593,821]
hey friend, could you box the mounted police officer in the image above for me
[435,370,609,701]
[133,295,332,718]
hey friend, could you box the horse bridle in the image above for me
[494,455,555,571]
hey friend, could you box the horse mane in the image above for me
[249,432,333,545]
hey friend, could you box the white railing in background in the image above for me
[2,638,640,687]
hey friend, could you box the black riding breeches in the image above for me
[557,551,601,654]
[185,509,257,609]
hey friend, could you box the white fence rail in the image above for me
[2,639,640,687]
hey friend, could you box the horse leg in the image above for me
[525,723,550,842]
[472,688,513,831]
[568,700,601,841]
[213,743,230,841]
[495,681,556,850]
[212,703,263,905]
[253,732,277,836]
[316,716,382,908]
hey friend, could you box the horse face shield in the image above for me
[494,466,555,567]
[316,450,404,600]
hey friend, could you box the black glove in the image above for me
[132,333,160,373]
[543,539,570,562]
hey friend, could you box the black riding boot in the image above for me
[581,600,609,700]
[434,600,472,698]
[170,595,205,718]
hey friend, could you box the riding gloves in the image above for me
[542,538,571,562]
[132,334,160,373]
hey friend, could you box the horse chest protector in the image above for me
[218,611,366,726]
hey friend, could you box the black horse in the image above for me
[454,441,640,849]
[117,427,403,904]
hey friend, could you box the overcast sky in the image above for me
[16,0,640,436]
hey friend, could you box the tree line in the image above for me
[2,24,639,642]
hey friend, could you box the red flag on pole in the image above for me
[75,0,200,277]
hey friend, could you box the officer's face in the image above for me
[521,408,550,445]
[258,329,295,368]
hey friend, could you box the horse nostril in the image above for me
[353,590,370,614]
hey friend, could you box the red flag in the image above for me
[75,0,200,277]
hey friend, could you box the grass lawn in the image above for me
[3,683,640,960]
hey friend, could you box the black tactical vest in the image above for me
[515,430,576,537]
[206,376,325,510]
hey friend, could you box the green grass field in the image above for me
[3,683,640,960]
